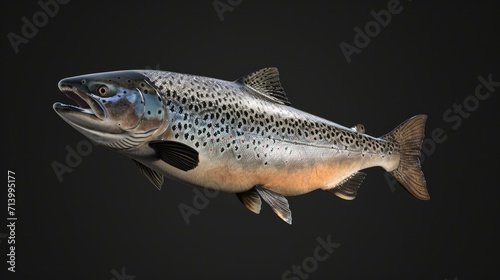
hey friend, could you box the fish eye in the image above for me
[97,85,109,96]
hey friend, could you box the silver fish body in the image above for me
[54,68,429,224]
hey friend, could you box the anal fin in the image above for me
[132,159,164,190]
[255,186,292,224]
[327,172,366,200]
[236,189,262,214]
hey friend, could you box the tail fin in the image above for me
[383,115,429,200]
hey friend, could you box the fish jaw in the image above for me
[53,84,123,140]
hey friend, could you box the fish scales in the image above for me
[143,70,400,195]
[54,67,429,224]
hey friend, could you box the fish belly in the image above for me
[145,141,395,196]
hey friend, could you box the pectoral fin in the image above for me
[132,159,164,190]
[149,140,199,171]
[236,189,262,214]
[327,172,366,200]
[255,186,292,224]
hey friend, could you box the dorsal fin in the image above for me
[236,67,291,106]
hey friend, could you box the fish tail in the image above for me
[383,115,430,200]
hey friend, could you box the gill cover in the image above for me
[56,70,165,147]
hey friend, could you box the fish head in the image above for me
[53,70,165,149]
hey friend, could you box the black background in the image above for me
[1,1,499,279]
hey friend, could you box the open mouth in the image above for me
[53,86,106,120]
